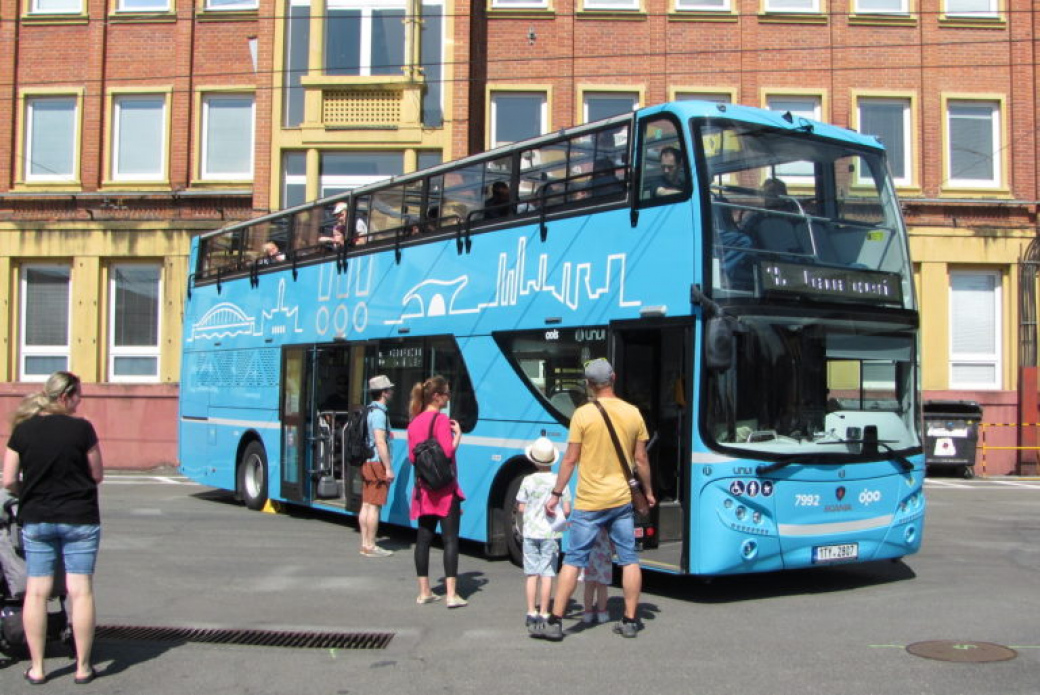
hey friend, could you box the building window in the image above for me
[21,265,71,381]
[766,94,821,180]
[110,265,161,382]
[282,152,308,209]
[676,91,731,105]
[946,100,1000,188]
[857,97,911,186]
[676,0,730,10]
[945,0,997,16]
[201,94,254,181]
[490,92,547,148]
[583,0,639,9]
[583,92,638,124]
[205,0,258,9]
[112,95,166,181]
[764,0,819,11]
[320,151,404,197]
[326,0,406,77]
[492,0,546,6]
[420,2,444,126]
[24,96,78,182]
[118,0,170,10]
[950,271,1001,389]
[31,0,81,13]
[855,0,907,12]
[283,0,311,127]
[418,151,442,170]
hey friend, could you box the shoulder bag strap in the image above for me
[427,412,439,440]
[592,400,635,480]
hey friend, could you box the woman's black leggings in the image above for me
[414,495,461,578]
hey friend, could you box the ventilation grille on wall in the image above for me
[323,90,401,126]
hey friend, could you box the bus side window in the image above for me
[639,117,687,203]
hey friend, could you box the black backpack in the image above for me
[412,414,455,491]
[343,406,375,465]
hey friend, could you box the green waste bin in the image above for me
[923,400,982,479]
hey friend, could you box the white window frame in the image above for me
[491,0,547,7]
[319,151,404,197]
[945,0,998,17]
[109,264,162,383]
[949,271,1002,390]
[20,264,72,382]
[946,99,1001,189]
[676,0,731,10]
[764,0,819,12]
[326,0,410,77]
[856,97,911,187]
[583,0,639,10]
[490,92,548,148]
[24,96,78,183]
[204,0,258,10]
[855,0,908,13]
[30,0,82,13]
[112,95,167,182]
[117,0,170,11]
[200,93,255,181]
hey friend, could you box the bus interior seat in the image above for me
[750,216,812,257]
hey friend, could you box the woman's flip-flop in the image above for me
[74,668,97,685]
[24,668,47,685]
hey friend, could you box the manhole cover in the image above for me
[906,640,1017,663]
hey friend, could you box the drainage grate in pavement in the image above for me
[906,640,1017,663]
[96,625,393,650]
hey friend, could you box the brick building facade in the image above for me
[2,0,1037,473]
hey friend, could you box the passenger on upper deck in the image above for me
[318,201,349,249]
[259,239,286,265]
[483,181,515,220]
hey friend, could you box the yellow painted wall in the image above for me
[0,223,206,384]
[910,226,1033,392]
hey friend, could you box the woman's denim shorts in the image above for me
[22,523,101,577]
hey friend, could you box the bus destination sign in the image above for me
[759,261,903,305]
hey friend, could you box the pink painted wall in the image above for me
[0,383,179,471]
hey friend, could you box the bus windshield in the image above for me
[707,315,919,458]
[699,119,914,311]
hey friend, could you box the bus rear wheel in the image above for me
[238,441,269,511]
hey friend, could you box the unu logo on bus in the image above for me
[575,328,606,342]
[836,486,846,501]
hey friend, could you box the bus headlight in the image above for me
[741,540,758,559]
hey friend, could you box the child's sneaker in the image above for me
[525,614,543,634]
[581,611,597,624]
[597,611,610,624]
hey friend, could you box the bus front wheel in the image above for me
[238,441,269,511]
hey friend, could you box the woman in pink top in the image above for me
[407,376,467,608]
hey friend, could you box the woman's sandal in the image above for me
[74,668,97,685]
[24,668,47,685]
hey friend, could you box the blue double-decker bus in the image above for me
[179,101,925,575]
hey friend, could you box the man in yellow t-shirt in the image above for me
[537,359,655,641]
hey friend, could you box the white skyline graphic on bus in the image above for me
[385,237,641,325]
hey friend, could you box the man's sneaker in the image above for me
[613,619,640,638]
[526,614,544,635]
[538,617,565,641]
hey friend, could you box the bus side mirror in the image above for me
[705,317,734,372]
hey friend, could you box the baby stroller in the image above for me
[0,491,71,660]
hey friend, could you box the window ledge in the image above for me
[107,11,177,23]
[187,181,255,191]
[757,11,827,24]
[576,10,646,20]
[195,8,258,21]
[936,187,1012,200]
[668,10,738,22]
[20,13,89,25]
[487,8,556,17]
[848,13,917,27]
[12,182,83,192]
[101,181,172,191]
[938,15,1005,29]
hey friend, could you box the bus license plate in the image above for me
[813,543,858,563]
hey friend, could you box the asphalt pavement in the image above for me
[1,474,1038,694]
